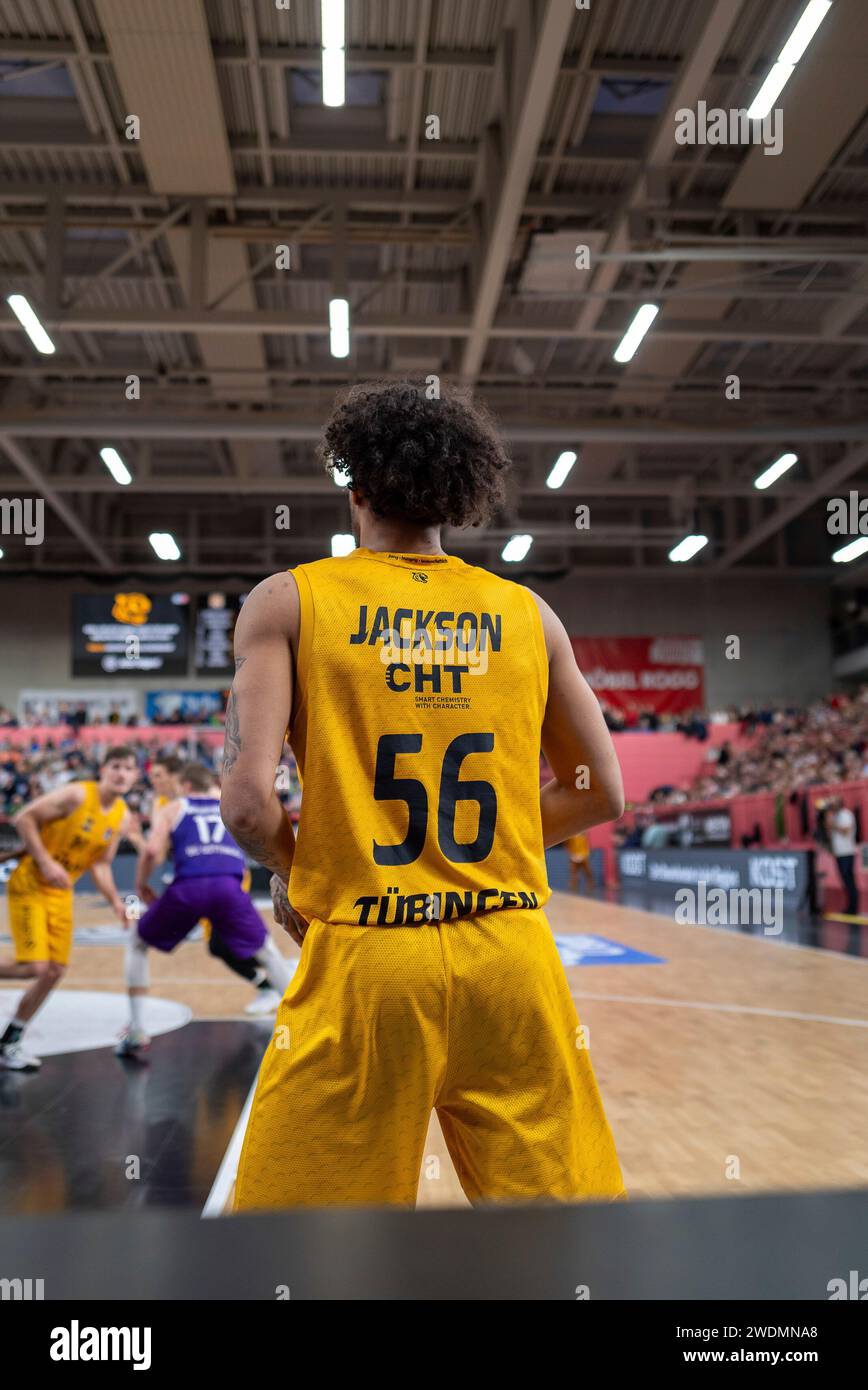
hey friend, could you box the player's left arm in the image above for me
[135,803,174,902]
[122,809,145,854]
[89,817,129,925]
[220,574,298,882]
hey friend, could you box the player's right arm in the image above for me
[13,783,86,889]
[528,591,625,847]
[134,801,174,903]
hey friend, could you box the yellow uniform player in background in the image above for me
[0,746,139,1071]
[149,753,182,814]
[564,832,595,893]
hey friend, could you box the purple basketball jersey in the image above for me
[171,795,245,879]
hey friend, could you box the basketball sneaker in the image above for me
[0,1041,42,1071]
[244,988,282,1016]
[115,1026,151,1060]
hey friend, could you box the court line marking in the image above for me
[55,977,272,986]
[202,1073,259,1219]
[570,989,868,1029]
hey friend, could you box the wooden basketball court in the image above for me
[3,888,866,1212]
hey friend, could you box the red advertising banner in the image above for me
[571,636,705,716]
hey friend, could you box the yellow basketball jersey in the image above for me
[288,547,550,926]
[11,780,126,890]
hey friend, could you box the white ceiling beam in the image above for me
[573,0,745,339]
[459,0,576,382]
[23,477,816,499]
[3,413,867,445]
[7,306,868,344]
[725,0,868,212]
[94,0,235,196]
[240,0,274,188]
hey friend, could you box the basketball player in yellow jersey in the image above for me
[565,832,595,893]
[149,753,182,812]
[0,747,138,1071]
[223,380,626,1209]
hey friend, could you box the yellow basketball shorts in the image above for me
[7,887,75,966]
[234,907,625,1209]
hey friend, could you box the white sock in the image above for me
[254,935,293,995]
[129,994,145,1032]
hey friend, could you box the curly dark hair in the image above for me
[318,379,510,528]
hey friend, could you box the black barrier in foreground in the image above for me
[0,1187,866,1301]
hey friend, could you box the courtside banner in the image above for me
[618,847,814,914]
[571,636,705,716]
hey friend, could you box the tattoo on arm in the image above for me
[231,828,291,879]
[223,688,241,775]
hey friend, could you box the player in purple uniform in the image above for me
[116,762,292,1059]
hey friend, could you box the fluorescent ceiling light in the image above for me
[778,0,833,65]
[100,446,133,486]
[832,537,868,564]
[613,304,658,363]
[149,532,181,562]
[331,533,355,557]
[746,62,794,120]
[321,0,345,51]
[753,451,797,490]
[546,451,578,489]
[322,45,345,107]
[747,0,832,120]
[6,294,55,355]
[329,297,350,358]
[502,534,533,563]
[668,534,708,563]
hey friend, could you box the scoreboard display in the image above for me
[72,593,190,677]
[194,592,246,676]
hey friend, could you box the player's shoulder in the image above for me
[236,571,300,634]
[507,580,555,628]
[456,555,539,604]
[37,778,88,820]
[514,584,565,659]
[290,554,347,575]
[287,553,364,589]
[245,570,301,603]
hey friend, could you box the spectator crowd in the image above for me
[0,734,300,829]
[649,687,868,806]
